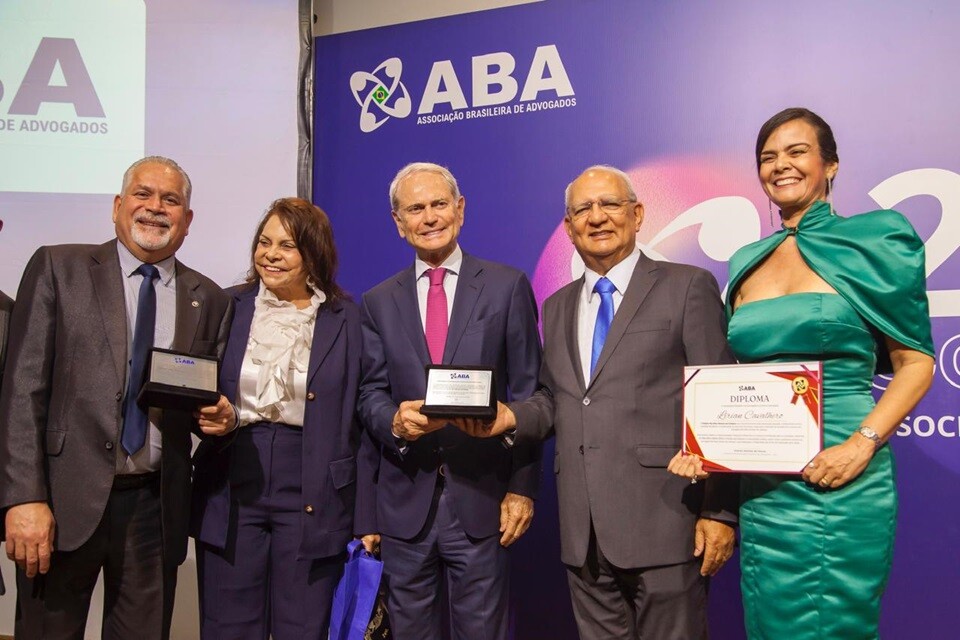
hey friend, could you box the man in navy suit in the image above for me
[356,162,542,640]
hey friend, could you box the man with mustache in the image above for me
[0,157,233,639]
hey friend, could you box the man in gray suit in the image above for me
[0,157,233,639]
[0,220,12,376]
[0,219,11,381]
[0,219,11,596]
[0,290,11,371]
[458,165,738,639]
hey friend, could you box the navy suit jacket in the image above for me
[191,282,362,560]
[356,253,542,540]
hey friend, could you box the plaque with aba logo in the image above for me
[138,348,220,411]
[420,365,497,421]
[682,361,823,474]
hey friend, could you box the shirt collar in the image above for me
[583,245,641,297]
[117,239,176,286]
[415,244,463,280]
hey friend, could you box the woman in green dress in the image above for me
[669,107,934,638]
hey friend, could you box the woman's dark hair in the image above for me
[246,197,347,302]
[755,107,839,170]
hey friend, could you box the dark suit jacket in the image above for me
[357,253,542,539]
[0,240,232,565]
[0,290,12,379]
[511,253,737,569]
[191,282,362,559]
[0,289,11,595]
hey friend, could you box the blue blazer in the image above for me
[356,253,542,540]
[191,282,362,559]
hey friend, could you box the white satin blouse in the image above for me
[237,282,325,427]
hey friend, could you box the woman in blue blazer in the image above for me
[191,197,362,639]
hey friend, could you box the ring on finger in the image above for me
[819,478,829,486]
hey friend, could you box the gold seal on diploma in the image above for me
[792,376,810,396]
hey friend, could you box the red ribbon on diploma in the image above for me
[767,365,821,422]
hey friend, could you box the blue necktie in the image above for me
[121,263,159,455]
[590,277,616,377]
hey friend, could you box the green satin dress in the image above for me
[725,201,934,639]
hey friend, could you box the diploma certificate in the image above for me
[682,361,823,474]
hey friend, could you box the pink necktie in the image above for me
[425,267,448,364]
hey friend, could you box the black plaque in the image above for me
[137,348,220,411]
[419,365,496,420]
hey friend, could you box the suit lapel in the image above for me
[444,254,483,363]
[307,302,346,384]
[391,266,431,365]
[587,254,659,389]
[172,263,202,352]
[221,286,257,389]
[90,240,128,388]
[562,278,587,392]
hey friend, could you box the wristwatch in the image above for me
[857,426,882,449]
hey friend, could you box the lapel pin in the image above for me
[191,300,200,308]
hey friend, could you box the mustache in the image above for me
[134,212,172,228]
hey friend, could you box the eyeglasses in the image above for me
[567,198,636,219]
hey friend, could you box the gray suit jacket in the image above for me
[0,290,12,379]
[511,253,737,569]
[0,289,11,595]
[0,240,233,565]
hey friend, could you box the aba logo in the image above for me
[349,58,412,133]
[349,45,575,133]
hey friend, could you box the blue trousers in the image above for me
[380,480,510,640]
[197,422,343,640]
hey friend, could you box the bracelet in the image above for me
[856,426,882,449]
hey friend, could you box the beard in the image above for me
[130,214,172,251]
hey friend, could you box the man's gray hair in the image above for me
[389,162,460,211]
[121,156,193,206]
[564,164,638,209]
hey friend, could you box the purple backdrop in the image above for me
[313,1,960,637]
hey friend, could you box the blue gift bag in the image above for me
[330,539,384,640]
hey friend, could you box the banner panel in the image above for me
[314,1,960,636]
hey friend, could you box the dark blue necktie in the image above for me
[590,277,616,377]
[121,263,159,455]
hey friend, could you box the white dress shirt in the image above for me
[576,246,641,384]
